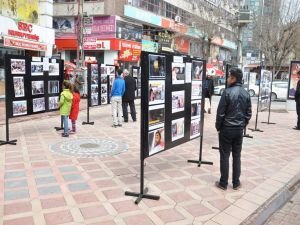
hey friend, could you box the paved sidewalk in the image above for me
[263,189,300,225]
[0,98,300,225]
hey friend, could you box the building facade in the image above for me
[53,0,238,70]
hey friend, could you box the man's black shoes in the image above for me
[293,126,300,130]
[215,181,227,190]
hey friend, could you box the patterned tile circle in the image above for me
[49,138,128,158]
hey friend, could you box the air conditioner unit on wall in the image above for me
[174,15,181,23]
[192,2,198,9]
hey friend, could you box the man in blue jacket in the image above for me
[111,68,125,127]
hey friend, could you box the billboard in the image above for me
[1,0,39,23]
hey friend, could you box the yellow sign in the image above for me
[1,0,39,23]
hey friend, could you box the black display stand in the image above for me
[249,67,264,132]
[188,60,213,167]
[2,55,64,146]
[82,63,95,125]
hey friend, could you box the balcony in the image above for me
[53,0,104,17]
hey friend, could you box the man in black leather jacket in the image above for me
[294,71,300,130]
[215,67,252,190]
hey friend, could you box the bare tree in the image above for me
[256,0,300,77]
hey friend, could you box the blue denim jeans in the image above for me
[62,115,69,134]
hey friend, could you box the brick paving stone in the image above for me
[111,200,140,213]
[5,179,28,189]
[41,196,67,209]
[80,205,109,219]
[38,185,61,195]
[88,221,116,225]
[124,214,155,225]
[44,210,74,225]
[4,202,32,215]
[73,192,99,204]
[155,208,185,223]
[33,168,53,176]
[59,166,79,173]
[5,171,26,179]
[95,179,118,189]
[3,216,35,225]
[5,163,25,170]
[35,176,57,185]
[4,189,30,201]
[167,191,194,203]
[68,182,90,192]
[183,203,214,217]
[63,174,83,182]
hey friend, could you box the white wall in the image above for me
[104,51,118,65]
[53,1,104,17]
[39,0,53,29]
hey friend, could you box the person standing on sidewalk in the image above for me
[215,68,252,190]
[294,71,300,130]
[69,85,80,133]
[122,69,137,122]
[59,80,73,137]
[111,69,125,128]
[204,75,214,114]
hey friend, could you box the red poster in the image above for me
[174,37,190,54]
[118,40,141,62]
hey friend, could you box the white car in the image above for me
[271,81,288,100]
[214,84,259,97]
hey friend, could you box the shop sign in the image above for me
[158,31,173,52]
[161,18,188,34]
[124,5,161,26]
[118,40,142,62]
[142,40,158,53]
[116,20,142,42]
[7,21,39,41]
[4,36,47,51]
[83,39,110,50]
[174,37,190,54]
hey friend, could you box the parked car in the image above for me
[271,81,288,100]
[214,84,259,97]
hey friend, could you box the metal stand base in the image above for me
[82,121,94,125]
[261,122,276,125]
[248,128,264,132]
[244,134,253,138]
[187,160,213,167]
[125,187,160,204]
[212,146,219,150]
[0,139,17,146]
[54,127,64,131]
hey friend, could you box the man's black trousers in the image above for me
[297,102,300,128]
[219,127,244,188]
[122,100,136,122]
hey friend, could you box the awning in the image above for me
[55,39,77,50]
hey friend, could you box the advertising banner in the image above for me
[174,37,190,54]
[1,0,39,23]
[288,61,300,99]
[118,40,142,62]
[116,20,142,42]
[53,17,75,33]
[142,40,158,53]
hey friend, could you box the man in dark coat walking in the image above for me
[294,71,300,130]
[215,67,252,191]
[122,69,137,122]
[204,75,214,114]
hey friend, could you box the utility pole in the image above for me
[76,0,84,71]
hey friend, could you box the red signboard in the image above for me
[118,40,141,62]
[174,37,190,54]
[161,18,188,34]
[4,37,47,51]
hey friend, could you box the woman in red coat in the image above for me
[69,85,80,132]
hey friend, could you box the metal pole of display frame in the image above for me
[261,70,276,125]
[188,60,213,167]
[82,63,94,125]
[249,66,264,132]
[0,115,17,146]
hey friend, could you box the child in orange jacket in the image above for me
[69,85,80,132]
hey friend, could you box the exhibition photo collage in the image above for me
[147,54,204,157]
[9,57,62,117]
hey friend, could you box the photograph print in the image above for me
[149,104,165,130]
[171,117,185,142]
[172,62,185,84]
[101,96,108,104]
[191,100,201,119]
[288,62,300,99]
[132,68,138,78]
[101,75,108,84]
[49,63,60,76]
[13,100,27,116]
[107,66,115,75]
[48,80,59,94]
[149,54,166,78]
[191,81,203,99]
[33,97,45,112]
[148,125,165,156]
[149,80,165,105]
[11,59,26,74]
[101,84,107,95]
[49,96,59,110]
[190,119,200,139]
[192,60,203,80]
[91,93,99,106]
[259,70,272,98]
[101,66,107,75]
[32,81,44,95]
[91,64,98,76]
[31,62,44,76]
[172,91,185,113]
[13,76,25,97]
